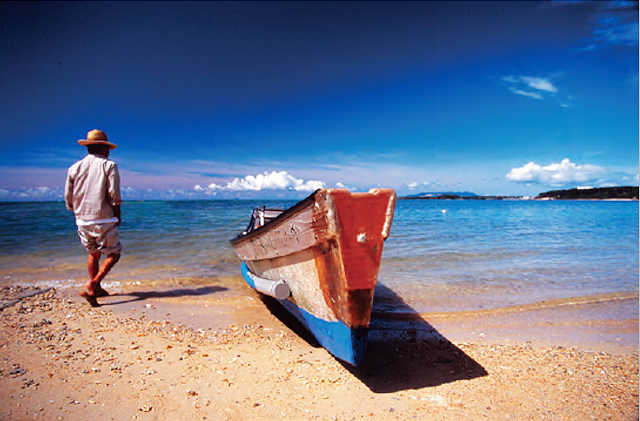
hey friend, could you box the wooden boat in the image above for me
[229,188,396,365]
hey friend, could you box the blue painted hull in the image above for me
[230,190,397,366]
[241,262,368,365]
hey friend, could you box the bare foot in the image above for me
[79,290,100,307]
[95,287,110,298]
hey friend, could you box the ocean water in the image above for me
[0,198,637,318]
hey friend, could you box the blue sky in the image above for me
[0,1,637,200]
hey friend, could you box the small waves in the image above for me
[422,291,639,319]
[372,291,639,321]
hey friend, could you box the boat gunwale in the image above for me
[229,189,320,246]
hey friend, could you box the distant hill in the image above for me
[537,186,639,200]
[402,191,478,199]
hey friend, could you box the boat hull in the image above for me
[241,261,368,365]
[230,189,396,365]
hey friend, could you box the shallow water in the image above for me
[378,199,638,316]
[0,199,637,322]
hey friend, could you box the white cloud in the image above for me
[502,76,559,101]
[204,183,223,190]
[0,186,63,201]
[520,77,558,93]
[591,2,639,47]
[508,88,544,100]
[406,181,441,190]
[407,182,420,189]
[506,158,606,185]
[595,19,638,46]
[206,171,326,192]
[562,0,639,51]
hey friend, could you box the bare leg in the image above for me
[85,251,102,296]
[89,251,120,297]
[87,251,100,281]
[94,253,120,282]
[81,252,120,306]
[89,253,120,291]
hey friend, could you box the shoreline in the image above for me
[1,285,638,420]
[3,278,638,355]
[46,281,640,356]
[59,277,639,356]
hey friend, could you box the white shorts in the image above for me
[77,222,122,256]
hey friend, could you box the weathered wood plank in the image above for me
[231,189,396,329]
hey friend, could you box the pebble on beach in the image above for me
[0,286,637,421]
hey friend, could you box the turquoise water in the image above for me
[379,199,638,313]
[0,199,637,316]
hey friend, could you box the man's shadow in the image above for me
[260,283,487,393]
[99,285,228,306]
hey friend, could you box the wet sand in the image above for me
[0,284,638,420]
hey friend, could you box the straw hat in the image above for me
[78,129,117,150]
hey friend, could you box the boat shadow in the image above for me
[345,283,488,392]
[98,286,229,306]
[261,283,487,393]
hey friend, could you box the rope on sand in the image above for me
[0,287,53,311]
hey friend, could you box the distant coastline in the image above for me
[536,186,638,200]
[399,186,639,201]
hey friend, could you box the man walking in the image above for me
[65,129,122,307]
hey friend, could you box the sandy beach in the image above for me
[0,285,638,421]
